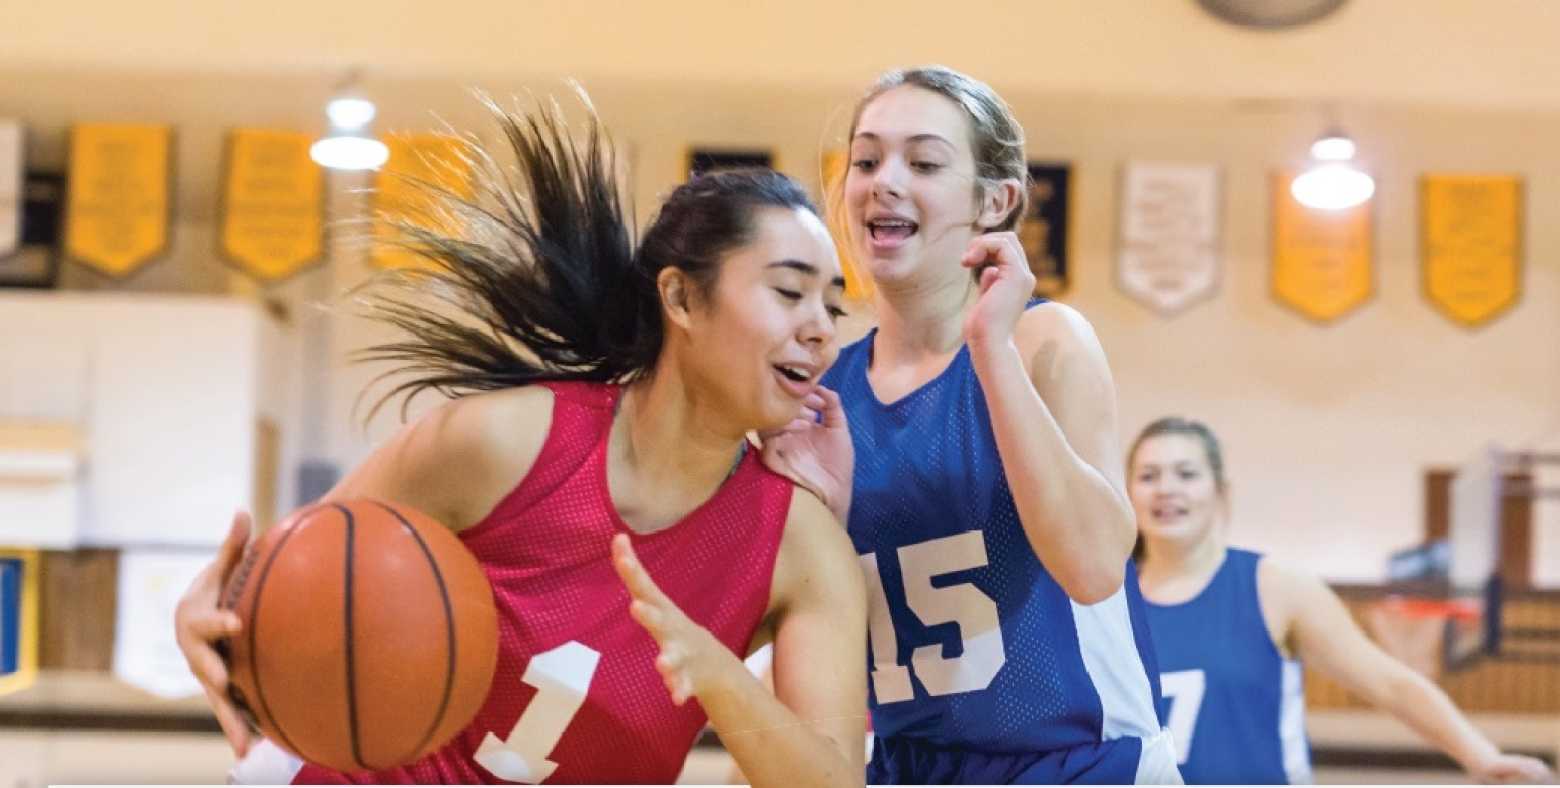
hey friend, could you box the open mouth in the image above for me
[867,217,918,242]
[774,364,812,383]
[771,363,817,399]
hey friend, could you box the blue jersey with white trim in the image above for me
[1144,549,1312,784]
[822,315,1164,754]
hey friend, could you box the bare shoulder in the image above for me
[331,385,555,531]
[1010,301,1120,451]
[770,487,865,617]
[1257,555,1332,601]
[461,385,556,461]
[1255,555,1335,653]
[1019,299,1090,330]
[780,488,857,573]
[411,385,555,475]
[1014,300,1099,355]
[439,386,556,525]
[782,487,845,539]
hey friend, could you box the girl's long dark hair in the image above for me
[357,94,817,420]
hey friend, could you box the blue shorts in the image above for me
[868,731,1182,785]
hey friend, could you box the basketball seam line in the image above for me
[246,512,310,764]
[375,500,459,766]
[336,503,370,773]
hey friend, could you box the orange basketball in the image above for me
[220,498,498,773]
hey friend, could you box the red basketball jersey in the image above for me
[294,381,793,784]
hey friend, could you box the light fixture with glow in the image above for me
[1290,127,1374,211]
[310,78,389,171]
[325,97,377,130]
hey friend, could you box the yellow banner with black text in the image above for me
[220,129,324,281]
[1271,170,1373,323]
[372,134,474,270]
[66,124,172,277]
[1422,174,1522,328]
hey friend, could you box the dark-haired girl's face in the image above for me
[844,85,985,286]
[676,206,845,430]
[1129,434,1224,550]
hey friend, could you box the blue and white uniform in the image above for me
[1144,548,1312,784]
[823,311,1177,784]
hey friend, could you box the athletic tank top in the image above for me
[1144,548,1312,784]
[294,381,794,784]
[820,312,1164,754]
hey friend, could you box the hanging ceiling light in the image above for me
[1290,127,1375,211]
[310,78,389,171]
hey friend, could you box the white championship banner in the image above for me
[1117,162,1222,316]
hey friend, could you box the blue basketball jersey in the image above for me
[822,320,1164,768]
[1144,549,1312,784]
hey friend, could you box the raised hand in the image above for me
[758,386,854,524]
[960,231,1036,350]
[611,534,731,706]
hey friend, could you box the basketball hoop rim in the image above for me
[1378,595,1480,622]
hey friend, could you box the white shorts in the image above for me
[1134,728,1185,785]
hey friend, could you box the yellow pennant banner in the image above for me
[1271,170,1373,323]
[821,150,873,301]
[0,549,40,697]
[66,123,172,277]
[372,133,474,270]
[220,129,324,281]
[1421,174,1522,328]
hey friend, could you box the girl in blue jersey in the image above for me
[1129,417,1551,784]
[761,66,1177,785]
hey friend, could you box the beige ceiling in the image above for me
[5,0,1559,111]
[3,0,1556,231]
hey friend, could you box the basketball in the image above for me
[219,499,498,773]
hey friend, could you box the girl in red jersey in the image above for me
[173,99,867,786]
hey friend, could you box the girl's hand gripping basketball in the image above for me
[611,534,733,706]
[961,231,1036,351]
[758,386,854,524]
[174,510,256,757]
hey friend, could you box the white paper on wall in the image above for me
[112,548,215,699]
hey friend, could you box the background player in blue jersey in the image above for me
[761,66,1178,784]
[1129,417,1551,784]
